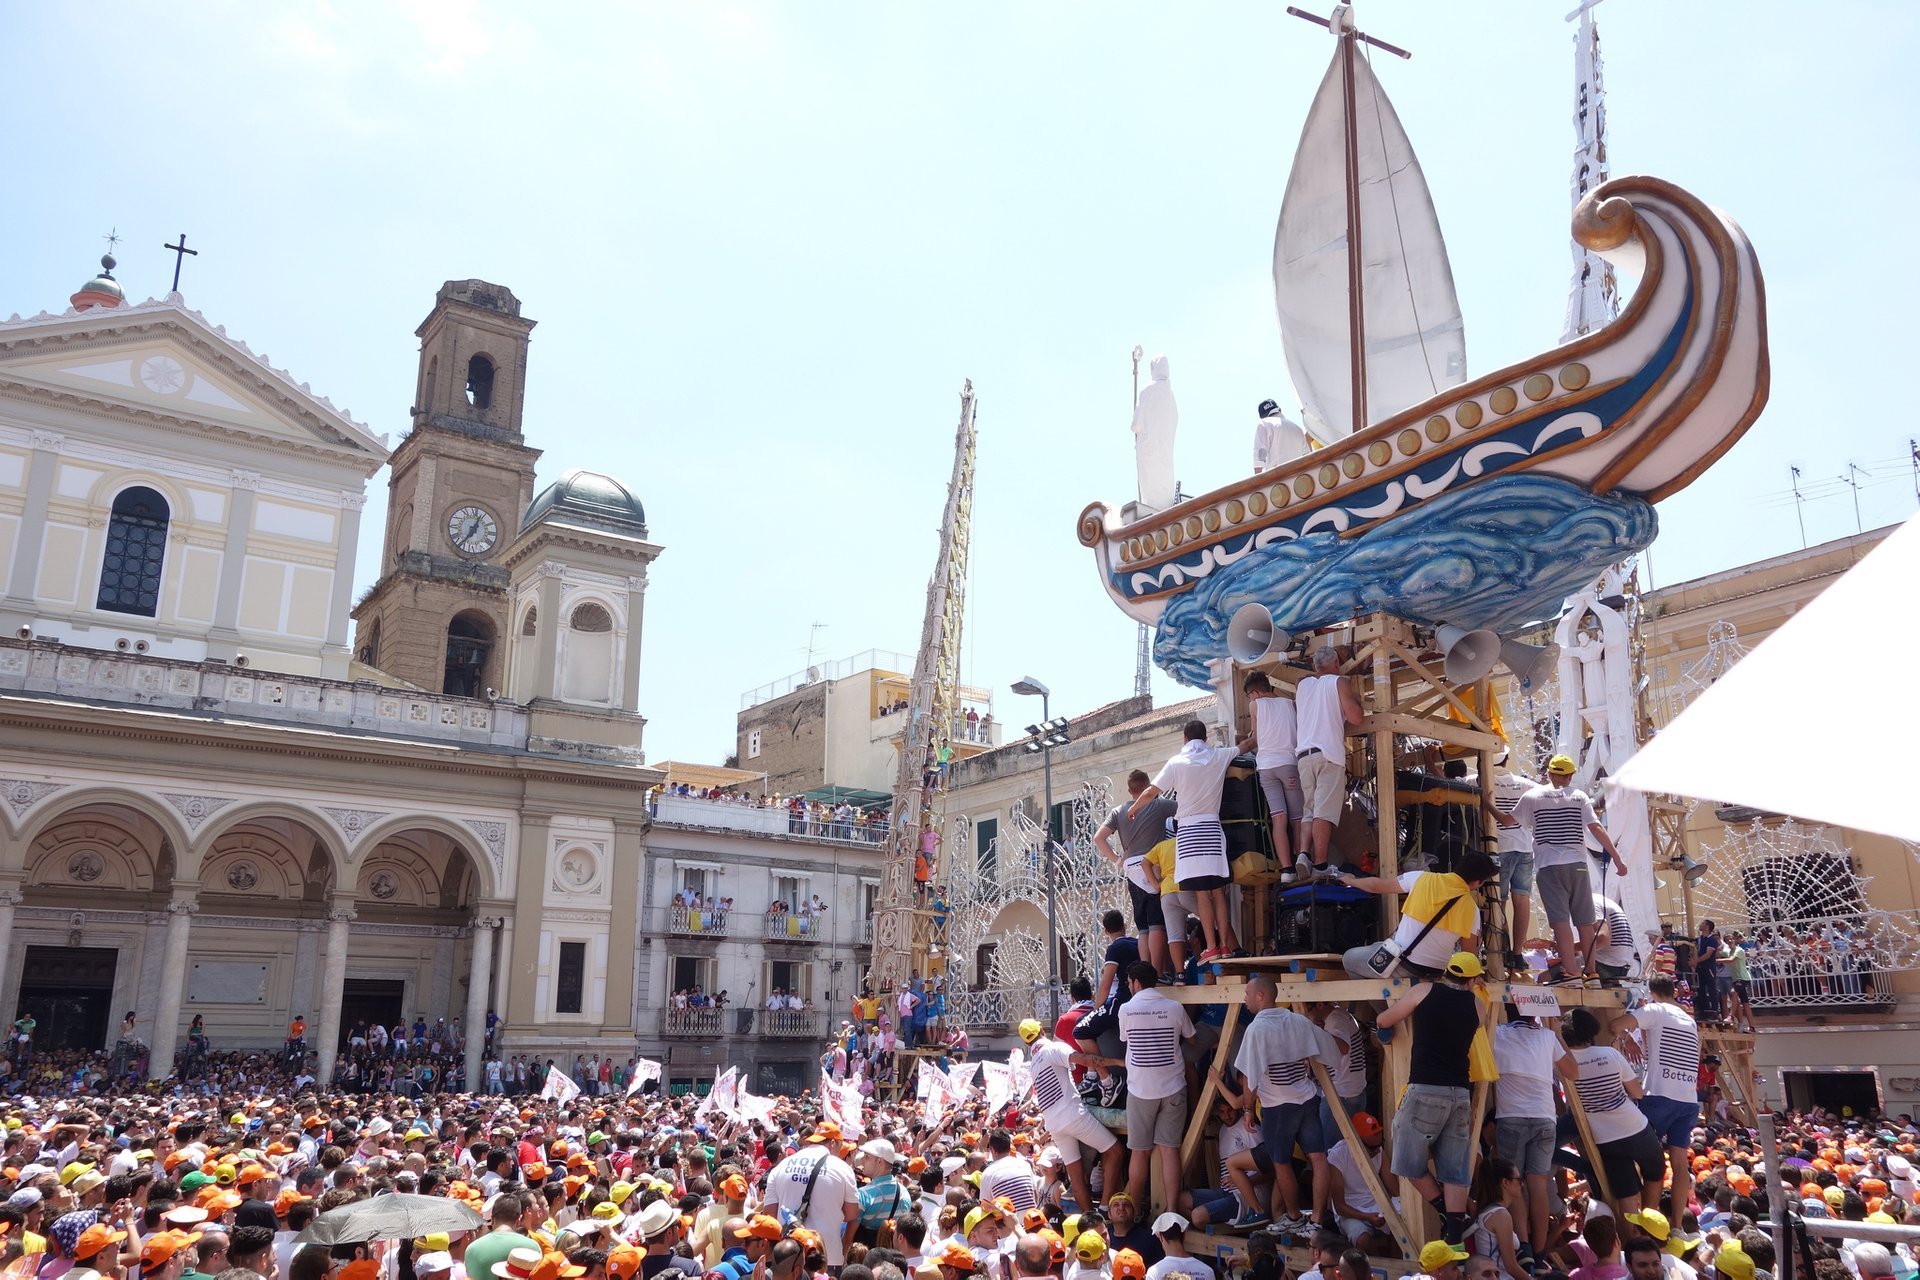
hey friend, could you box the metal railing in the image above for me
[945,982,1066,1030]
[752,1009,827,1039]
[1745,960,1899,1011]
[764,913,827,942]
[783,811,890,844]
[665,903,731,938]
[658,1008,726,1038]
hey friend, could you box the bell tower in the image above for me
[351,281,542,696]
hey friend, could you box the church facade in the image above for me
[0,260,660,1084]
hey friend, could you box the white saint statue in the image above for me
[1253,399,1308,473]
[1131,353,1178,512]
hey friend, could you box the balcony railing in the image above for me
[666,903,730,938]
[649,793,889,846]
[659,1008,727,1038]
[753,1009,827,1039]
[764,913,827,942]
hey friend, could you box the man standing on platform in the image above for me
[1611,976,1702,1216]
[1241,672,1303,866]
[1498,754,1626,985]
[1096,772,1177,980]
[1294,648,1363,876]
[1117,962,1195,1214]
[1019,1018,1120,1217]
[1130,721,1241,962]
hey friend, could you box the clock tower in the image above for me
[351,280,542,696]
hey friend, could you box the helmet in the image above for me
[1017,1019,1043,1044]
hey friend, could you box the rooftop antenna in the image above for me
[1790,465,1808,548]
[1909,438,1918,508]
[1840,462,1866,534]
[1131,345,1152,701]
[804,622,827,679]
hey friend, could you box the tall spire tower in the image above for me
[1564,0,1620,341]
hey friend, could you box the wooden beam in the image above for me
[1180,1008,1244,1191]
[1355,712,1502,749]
[1312,1058,1413,1257]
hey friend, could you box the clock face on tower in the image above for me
[446,505,499,556]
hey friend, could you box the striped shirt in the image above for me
[1324,1007,1367,1099]
[1632,1001,1701,1102]
[1119,988,1194,1099]
[981,1155,1039,1211]
[1514,784,1600,868]
[1592,896,1636,967]
[1571,1045,1648,1144]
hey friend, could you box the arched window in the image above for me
[520,606,538,637]
[443,612,494,698]
[465,354,494,411]
[358,619,383,668]
[569,603,613,633]
[96,486,171,617]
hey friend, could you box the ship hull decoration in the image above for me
[1078,176,1767,687]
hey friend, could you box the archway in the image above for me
[444,611,494,698]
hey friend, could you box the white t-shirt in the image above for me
[1327,1138,1382,1215]
[1119,988,1195,1099]
[1029,1039,1091,1129]
[1491,1022,1562,1120]
[1513,785,1599,869]
[1152,741,1236,821]
[1472,771,1536,856]
[1217,1113,1261,1194]
[1389,871,1480,969]
[1323,1007,1366,1100]
[1633,1001,1701,1103]
[980,1154,1038,1211]
[1592,896,1637,968]
[1295,674,1349,758]
[1252,696,1299,769]
[1571,1045,1648,1144]
[766,1147,860,1266]
[1146,1257,1215,1280]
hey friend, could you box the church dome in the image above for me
[71,254,125,311]
[522,469,648,537]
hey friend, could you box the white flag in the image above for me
[736,1084,778,1126]
[946,1061,981,1098]
[697,1066,740,1122]
[980,1060,1013,1113]
[540,1067,581,1104]
[921,1066,955,1128]
[1008,1046,1031,1100]
[627,1058,663,1096]
[823,1078,866,1138]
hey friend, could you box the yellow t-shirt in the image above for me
[1144,837,1181,892]
[24,1231,46,1255]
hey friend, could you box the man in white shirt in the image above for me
[765,1123,861,1268]
[1241,671,1303,866]
[1611,976,1702,1214]
[1590,894,1638,983]
[1144,1213,1214,1280]
[1324,1112,1391,1253]
[979,1129,1038,1212]
[1217,973,1345,1234]
[1469,757,1537,967]
[1118,963,1195,1212]
[1312,1003,1368,1144]
[1019,1018,1119,1216]
[1499,754,1626,984]
[1491,1009,1575,1255]
[1130,720,1241,961]
[1293,647,1362,874]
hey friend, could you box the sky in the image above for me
[5,2,1918,766]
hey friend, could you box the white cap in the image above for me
[940,1156,967,1176]
[415,1254,455,1275]
[858,1139,900,1164]
[1151,1212,1189,1235]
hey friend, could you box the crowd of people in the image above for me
[644,786,892,845]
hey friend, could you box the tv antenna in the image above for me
[1789,465,1807,548]
[1839,462,1867,534]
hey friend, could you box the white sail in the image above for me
[1273,44,1467,442]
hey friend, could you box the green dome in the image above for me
[522,469,648,537]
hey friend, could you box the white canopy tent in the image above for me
[1611,514,1920,841]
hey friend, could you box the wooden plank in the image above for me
[1466,1080,1491,1183]
[1182,1006,1243,1183]
[1312,1058,1413,1258]
[1355,711,1503,749]
[1556,1027,1616,1207]
[1155,973,1631,1008]
[1383,639,1495,735]
[1383,1020,1430,1250]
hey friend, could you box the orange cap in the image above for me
[937,1243,978,1272]
[720,1174,748,1201]
[734,1216,782,1242]
[1113,1249,1148,1280]
[237,1164,269,1186]
[607,1247,644,1280]
[74,1225,128,1262]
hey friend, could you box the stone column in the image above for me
[147,888,200,1081]
[323,492,366,675]
[605,822,643,1034]
[507,817,549,1027]
[208,471,260,657]
[0,884,22,1028]
[493,914,514,1049]
[313,899,356,1086]
[620,572,648,712]
[464,916,496,1087]
[532,570,564,700]
[1,431,62,627]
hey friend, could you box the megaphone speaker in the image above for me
[1226,603,1291,665]
[1499,638,1559,687]
[1682,856,1710,884]
[1436,623,1500,685]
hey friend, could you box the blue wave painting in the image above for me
[1152,473,1657,687]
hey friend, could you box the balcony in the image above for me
[764,912,827,943]
[753,1009,828,1039]
[659,1007,727,1038]
[665,903,730,938]
[649,793,890,846]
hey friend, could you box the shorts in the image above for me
[1732,980,1750,1001]
[1637,1094,1701,1149]
[1047,1108,1118,1165]
[1597,1124,1666,1195]
[1494,1115,1557,1177]
[1074,1003,1118,1043]
[1502,850,1536,897]
[1258,765,1306,823]
[1185,874,1229,892]
[1337,1217,1377,1244]
[1126,1090,1188,1151]
[1260,1098,1328,1160]
[1163,892,1196,944]
[1388,1083,1473,1188]
[1298,752,1347,824]
[1535,863,1594,926]
[1129,881,1166,932]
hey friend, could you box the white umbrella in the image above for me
[1611,514,1920,840]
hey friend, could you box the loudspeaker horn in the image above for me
[1436,623,1500,684]
[1682,856,1710,884]
[1225,603,1291,664]
[1499,638,1559,687]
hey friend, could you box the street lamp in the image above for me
[1013,676,1071,1020]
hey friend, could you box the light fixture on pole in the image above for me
[1013,676,1069,1020]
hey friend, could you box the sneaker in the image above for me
[1293,854,1315,880]
[1227,948,1249,960]
[1229,1208,1270,1230]
[1278,1214,1314,1236]
[1543,970,1580,986]
[1503,950,1526,970]
[1159,971,1178,985]
[1077,1078,1103,1100]
[1099,1078,1126,1109]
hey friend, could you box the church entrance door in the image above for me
[339,979,406,1046]
[17,946,118,1052]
